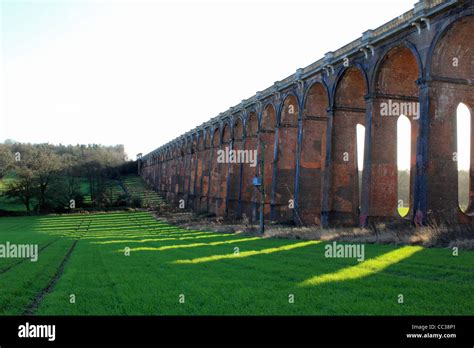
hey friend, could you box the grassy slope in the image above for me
[0,211,472,315]
[121,175,164,208]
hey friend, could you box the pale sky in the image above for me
[0,0,470,170]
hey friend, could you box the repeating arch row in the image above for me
[141,7,474,227]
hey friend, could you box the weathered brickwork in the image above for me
[141,0,474,227]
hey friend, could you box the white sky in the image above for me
[0,0,470,170]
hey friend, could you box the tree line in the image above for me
[0,142,136,213]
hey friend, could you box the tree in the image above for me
[29,145,64,211]
[5,167,35,211]
[0,144,14,178]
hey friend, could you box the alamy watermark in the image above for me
[217,146,257,167]
[324,241,365,262]
[0,242,38,262]
[380,99,419,119]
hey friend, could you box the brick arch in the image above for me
[209,127,221,215]
[299,82,329,225]
[188,136,198,208]
[227,117,244,218]
[216,122,231,216]
[375,45,420,96]
[161,150,167,194]
[370,45,420,221]
[430,15,474,80]
[331,66,367,225]
[241,111,258,221]
[260,104,276,220]
[178,142,186,202]
[194,132,204,210]
[182,137,193,202]
[274,94,299,222]
[233,117,244,140]
[170,145,179,202]
[246,110,259,137]
[335,67,367,108]
[427,15,474,221]
[199,130,212,212]
[279,93,299,127]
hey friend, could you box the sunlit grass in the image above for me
[0,211,473,315]
[172,241,321,264]
[299,245,423,286]
[123,236,261,252]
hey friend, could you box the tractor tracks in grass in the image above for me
[23,218,92,315]
[0,238,61,275]
[129,214,156,234]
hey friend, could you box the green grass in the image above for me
[121,175,165,208]
[0,211,472,315]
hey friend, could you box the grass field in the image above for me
[121,176,165,208]
[0,210,473,315]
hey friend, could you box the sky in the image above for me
[0,0,470,170]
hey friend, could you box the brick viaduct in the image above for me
[141,0,474,228]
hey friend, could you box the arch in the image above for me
[177,142,186,201]
[246,111,259,137]
[428,14,474,80]
[215,123,231,216]
[425,15,474,219]
[260,104,276,220]
[241,111,259,221]
[369,45,419,220]
[456,103,471,213]
[356,123,366,210]
[298,82,329,225]
[234,117,244,141]
[332,63,369,108]
[397,115,411,217]
[182,137,193,200]
[199,130,212,212]
[209,127,221,215]
[188,136,198,207]
[194,133,204,208]
[279,93,299,127]
[205,130,211,148]
[227,117,244,218]
[261,103,276,130]
[274,94,299,222]
[375,45,420,96]
[371,40,423,92]
[330,66,367,225]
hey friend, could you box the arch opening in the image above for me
[457,103,471,213]
[372,45,419,220]
[299,82,329,225]
[397,115,411,217]
[356,124,365,212]
[331,67,367,225]
[241,112,258,221]
[274,94,299,223]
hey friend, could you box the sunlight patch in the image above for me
[120,237,261,253]
[172,240,320,264]
[299,245,423,287]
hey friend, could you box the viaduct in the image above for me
[140,0,474,228]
